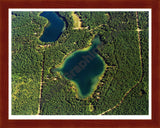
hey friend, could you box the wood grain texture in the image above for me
[0,0,160,128]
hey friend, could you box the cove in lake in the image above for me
[59,36,106,99]
[40,12,65,42]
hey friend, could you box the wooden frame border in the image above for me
[0,0,160,128]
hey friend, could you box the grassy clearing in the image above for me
[71,12,82,29]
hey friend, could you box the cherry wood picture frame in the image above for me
[0,0,160,128]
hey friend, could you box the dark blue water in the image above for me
[59,36,105,98]
[40,12,64,42]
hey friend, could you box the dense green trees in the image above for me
[12,11,149,115]
[76,12,109,29]
[104,12,149,115]
[40,11,149,115]
[11,11,46,115]
[107,12,137,30]
[89,30,142,114]
[138,12,149,29]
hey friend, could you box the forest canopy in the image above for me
[11,11,149,116]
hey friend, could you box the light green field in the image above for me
[71,12,82,29]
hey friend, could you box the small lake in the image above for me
[39,12,65,42]
[59,36,106,99]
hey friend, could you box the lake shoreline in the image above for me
[58,36,107,99]
[38,12,65,43]
[37,12,49,41]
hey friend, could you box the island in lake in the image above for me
[11,10,149,116]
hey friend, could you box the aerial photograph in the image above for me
[10,10,149,116]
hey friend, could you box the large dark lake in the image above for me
[59,36,106,98]
[40,12,65,42]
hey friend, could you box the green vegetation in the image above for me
[76,12,109,29]
[11,11,46,115]
[106,30,149,115]
[11,11,149,115]
[138,12,149,29]
[105,12,149,115]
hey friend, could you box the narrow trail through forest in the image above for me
[99,12,143,115]
[136,12,143,71]
[37,52,45,115]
